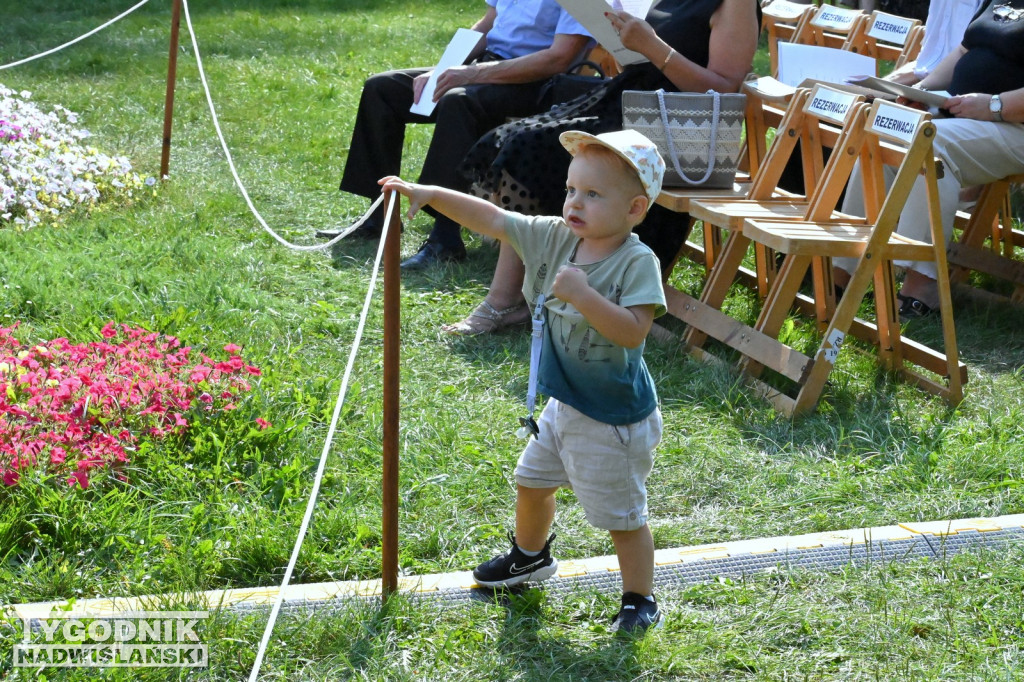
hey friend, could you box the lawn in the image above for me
[2,0,1024,679]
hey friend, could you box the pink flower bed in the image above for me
[0,323,265,489]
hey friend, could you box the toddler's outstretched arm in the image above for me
[379,176,507,242]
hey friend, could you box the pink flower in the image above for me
[255,418,271,430]
[1,323,259,490]
[190,365,212,383]
[245,366,262,376]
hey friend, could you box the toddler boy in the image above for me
[381,128,667,635]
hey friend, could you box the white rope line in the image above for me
[0,0,152,71]
[247,193,398,682]
[181,0,361,251]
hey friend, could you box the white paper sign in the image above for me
[409,28,485,116]
[869,100,924,144]
[805,85,859,125]
[867,13,915,45]
[777,43,875,88]
[556,0,648,65]
[811,5,863,30]
[763,0,811,19]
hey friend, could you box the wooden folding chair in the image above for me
[761,0,817,77]
[688,83,868,308]
[655,75,802,281]
[949,174,1024,303]
[843,11,923,75]
[676,99,964,415]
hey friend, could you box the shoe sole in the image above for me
[472,559,558,588]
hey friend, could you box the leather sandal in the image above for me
[442,300,530,336]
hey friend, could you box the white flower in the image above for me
[1,83,152,228]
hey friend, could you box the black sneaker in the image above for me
[897,293,936,322]
[400,240,467,270]
[611,592,664,636]
[473,532,558,588]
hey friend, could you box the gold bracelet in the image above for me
[661,48,676,70]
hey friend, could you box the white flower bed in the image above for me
[0,83,154,228]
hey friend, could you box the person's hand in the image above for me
[945,93,996,120]
[895,95,929,111]
[378,176,431,220]
[885,69,920,86]
[433,64,481,100]
[551,265,591,304]
[603,10,658,55]
[412,72,432,104]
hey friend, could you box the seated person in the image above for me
[382,128,668,636]
[328,0,591,270]
[833,0,1024,319]
[886,0,983,85]
[446,0,760,335]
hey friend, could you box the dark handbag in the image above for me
[537,60,606,109]
[621,88,746,189]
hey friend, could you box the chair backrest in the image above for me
[745,83,867,204]
[852,97,939,234]
[761,0,817,77]
[843,10,923,75]
[790,4,870,53]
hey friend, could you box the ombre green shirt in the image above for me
[504,212,666,425]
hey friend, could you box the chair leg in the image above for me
[683,230,752,349]
[742,254,812,378]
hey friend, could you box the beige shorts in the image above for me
[515,398,662,531]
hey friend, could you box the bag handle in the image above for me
[657,88,720,186]
[566,60,606,78]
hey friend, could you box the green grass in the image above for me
[2,0,1024,679]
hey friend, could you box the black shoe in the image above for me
[473,532,558,588]
[897,293,936,322]
[316,216,382,241]
[611,592,664,637]
[400,240,467,270]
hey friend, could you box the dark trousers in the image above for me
[339,67,548,248]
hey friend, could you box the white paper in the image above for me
[616,0,656,17]
[409,28,485,116]
[845,75,950,108]
[746,75,796,99]
[555,0,649,65]
[777,43,875,88]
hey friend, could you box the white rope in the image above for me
[181,0,364,251]
[0,0,152,71]
[247,193,398,682]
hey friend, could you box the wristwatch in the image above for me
[990,93,1004,122]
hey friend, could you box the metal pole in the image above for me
[381,191,402,598]
[160,0,182,179]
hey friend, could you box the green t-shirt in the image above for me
[504,213,667,425]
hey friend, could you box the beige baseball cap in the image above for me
[559,129,665,203]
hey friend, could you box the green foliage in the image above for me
[2,0,1024,679]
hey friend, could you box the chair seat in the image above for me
[692,199,860,231]
[743,219,935,260]
[656,180,751,213]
